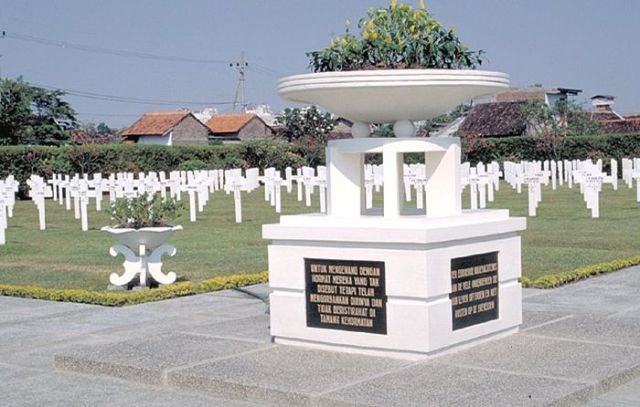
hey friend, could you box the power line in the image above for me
[3,31,232,65]
[76,112,143,117]
[30,81,237,106]
[249,62,285,78]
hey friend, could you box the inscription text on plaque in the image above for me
[305,258,386,334]
[450,252,499,330]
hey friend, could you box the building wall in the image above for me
[171,116,211,145]
[546,94,566,109]
[139,132,172,145]
[237,118,274,140]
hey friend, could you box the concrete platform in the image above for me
[1,268,640,406]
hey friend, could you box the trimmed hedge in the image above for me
[0,282,194,306]
[0,140,305,197]
[520,255,640,289]
[466,133,640,164]
[2,133,640,197]
[0,271,269,306]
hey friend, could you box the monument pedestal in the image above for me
[264,137,526,359]
[264,210,525,359]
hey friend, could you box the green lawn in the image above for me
[0,182,638,290]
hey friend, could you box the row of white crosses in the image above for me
[622,158,640,203]
[365,164,384,209]
[27,175,54,231]
[0,176,19,245]
[403,164,427,209]
[503,158,619,218]
[503,161,550,216]
[572,159,618,218]
[295,166,328,213]
[461,161,502,210]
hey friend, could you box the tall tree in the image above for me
[275,105,336,142]
[521,100,601,160]
[0,77,76,145]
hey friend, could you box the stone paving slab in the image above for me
[598,376,640,404]
[526,314,640,347]
[316,362,592,407]
[521,310,573,330]
[55,332,269,385]
[436,333,640,394]
[0,297,98,324]
[523,267,640,316]
[0,364,259,407]
[0,334,122,369]
[168,346,409,406]
[523,287,640,316]
[182,314,271,343]
[585,401,639,407]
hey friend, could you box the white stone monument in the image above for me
[265,69,526,359]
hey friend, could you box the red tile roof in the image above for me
[459,101,528,137]
[206,114,257,134]
[600,119,640,134]
[121,111,190,137]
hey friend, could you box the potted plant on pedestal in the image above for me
[279,0,509,137]
[101,193,184,290]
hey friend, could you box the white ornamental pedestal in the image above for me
[264,137,526,359]
[101,226,182,288]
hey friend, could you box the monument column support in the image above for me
[382,147,403,219]
[327,147,363,218]
[425,142,462,217]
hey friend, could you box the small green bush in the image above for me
[177,158,208,171]
[110,193,184,228]
[196,271,269,293]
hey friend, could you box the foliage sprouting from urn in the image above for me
[110,193,183,229]
[307,1,484,72]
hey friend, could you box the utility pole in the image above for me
[0,31,5,80]
[231,51,248,113]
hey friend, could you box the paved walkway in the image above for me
[1,267,639,406]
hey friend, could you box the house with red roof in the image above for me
[121,111,211,145]
[206,113,274,142]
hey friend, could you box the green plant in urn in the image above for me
[307,0,484,72]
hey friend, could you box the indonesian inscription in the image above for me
[305,258,386,334]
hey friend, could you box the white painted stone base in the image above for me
[264,210,526,358]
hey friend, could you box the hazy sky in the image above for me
[1,0,638,127]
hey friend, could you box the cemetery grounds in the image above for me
[0,181,638,292]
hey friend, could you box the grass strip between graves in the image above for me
[0,271,268,306]
[520,255,640,289]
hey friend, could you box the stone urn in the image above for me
[278,69,509,137]
[101,225,183,288]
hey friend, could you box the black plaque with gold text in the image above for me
[450,252,499,330]
[305,258,386,334]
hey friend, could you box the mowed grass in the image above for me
[0,182,639,290]
[477,182,640,280]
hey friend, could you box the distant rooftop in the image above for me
[495,87,582,103]
[121,111,190,137]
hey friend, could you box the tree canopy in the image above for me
[0,77,76,146]
[275,105,336,142]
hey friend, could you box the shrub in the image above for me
[0,142,302,198]
[110,193,183,228]
[0,271,270,306]
[307,1,484,72]
[178,158,208,171]
[521,255,640,289]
